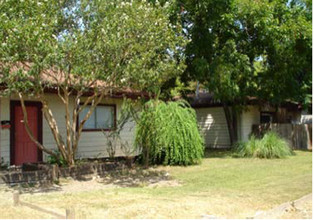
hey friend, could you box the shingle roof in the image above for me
[0,62,149,98]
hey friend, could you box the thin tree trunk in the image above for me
[232,106,238,141]
[73,90,107,154]
[19,86,108,166]
[18,93,59,158]
[64,89,73,166]
[223,103,238,146]
[41,100,67,161]
[71,92,98,154]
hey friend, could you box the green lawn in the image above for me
[0,150,311,219]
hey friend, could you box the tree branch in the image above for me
[18,93,58,158]
[72,89,108,154]
[40,96,67,161]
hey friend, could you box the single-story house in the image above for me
[0,72,308,165]
[188,92,305,148]
[0,89,145,166]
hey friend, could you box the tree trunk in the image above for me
[18,88,108,166]
[223,103,238,146]
[18,93,59,159]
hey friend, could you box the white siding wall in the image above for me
[42,94,74,161]
[239,106,260,142]
[195,107,231,148]
[77,98,137,159]
[0,97,10,164]
[0,94,136,164]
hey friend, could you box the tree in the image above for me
[168,0,312,144]
[0,0,186,165]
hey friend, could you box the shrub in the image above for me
[47,150,67,166]
[254,132,294,158]
[135,100,204,166]
[234,132,293,159]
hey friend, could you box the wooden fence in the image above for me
[13,192,75,219]
[252,123,312,150]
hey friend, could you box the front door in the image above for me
[11,101,42,165]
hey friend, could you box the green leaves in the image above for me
[135,100,204,166]
[0,0,187,94]
[174,0,311,107]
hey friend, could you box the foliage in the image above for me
[46,150,67,167]
[234,132,294,159]
[168,0,312,106]
[0,157,8,170]
[164,0,312,144]
[135,100,204,166]
[0,0,186,165]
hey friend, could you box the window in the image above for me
[79,105,115,131]
[260,112,274,123]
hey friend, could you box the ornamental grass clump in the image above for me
[234,131,293,159]
[135,100,204,166]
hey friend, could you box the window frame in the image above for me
[260,111,275,124]
[78,103,117,132]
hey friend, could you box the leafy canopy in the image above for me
[0,0,187,165]
[168,0,311,106]
[0,0,186,94]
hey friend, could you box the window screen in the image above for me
[79,105,115,130]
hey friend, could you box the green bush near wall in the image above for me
[234,132,294,159]
[135,100,205,166]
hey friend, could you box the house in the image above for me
[0,67,307,165]
[0,70,145,166]
[188,92,305,148]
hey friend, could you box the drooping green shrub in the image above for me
[135,100,204,166]
[234,131,293,159]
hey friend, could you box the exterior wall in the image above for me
[195,104,300,146]
[194,107,231,148]
[239,106,260,142]
[0,94,137,165]
[0,97,10,164]
[77,98,137,159]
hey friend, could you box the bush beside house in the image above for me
[135,100,205,166]
[234,132,294,159]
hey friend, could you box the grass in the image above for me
[0,150,311,219]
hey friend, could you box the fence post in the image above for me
[13,192,19,206]
[66,208,75,219]
[51,164,59,183]
[305,124,312,150]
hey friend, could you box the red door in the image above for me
[12,102,42,165]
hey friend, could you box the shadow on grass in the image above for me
[3,182,63,194]
[98,168,177,188]
[204,148,234,159]
[294,149,312,152]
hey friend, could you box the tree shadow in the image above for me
[204,148,234,159]
[1,181,63,194]
[97,167,175,188]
